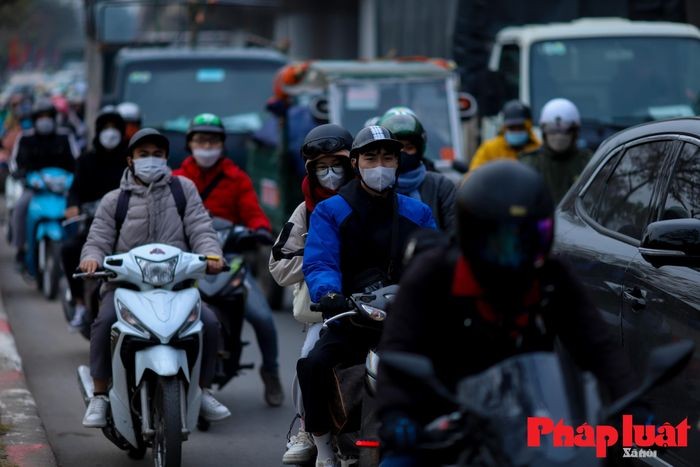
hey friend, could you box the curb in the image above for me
[0,292,57,467]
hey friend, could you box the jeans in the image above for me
[244,272,279,372]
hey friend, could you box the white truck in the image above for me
[481,18,700,149]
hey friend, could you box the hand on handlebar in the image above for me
[79,259,100,275]
[254,228,274,246]
[205,255,225,274]
[318,292,350,320]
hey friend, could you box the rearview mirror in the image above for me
[639,219,700,267]
[458,92,478,120]
[309,95,329,122]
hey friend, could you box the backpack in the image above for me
[113,177,188,250]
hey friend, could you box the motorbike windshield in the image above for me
[530,36,700,128]
[456,352,598,466]
[330,77,462,162]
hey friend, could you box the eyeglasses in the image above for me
[315,165,345,176]
[302,137,348,159]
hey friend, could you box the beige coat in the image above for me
[81,168,221,264]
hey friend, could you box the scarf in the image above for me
[302,175,337,212]
[396,164,427,200]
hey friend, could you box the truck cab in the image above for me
[483,18,700,149]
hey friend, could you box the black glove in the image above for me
[254,228,274,246]
[319,292,349,320]
[380,413,422,452]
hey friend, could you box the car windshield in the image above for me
[331,77,458,161]
[530,36,700,127]
[121,59,282,133]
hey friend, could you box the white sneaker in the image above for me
[282,430,316,464]
[82,395,109,428]
[200,389,231,421]
[315,457,339,467]
[68,304,87,332]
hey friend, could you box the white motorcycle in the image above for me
[76,243,213,467]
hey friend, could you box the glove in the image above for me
[380,413,422,452]
[255,228,274,246]
[319,292,348,320]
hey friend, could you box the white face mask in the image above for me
[316,167,345,191]
[359,166,396,192]
[132,156,168,184]
[192,148,222,168]
[35,117,55,135]
[546,132,574,153]
[99,128,122,150]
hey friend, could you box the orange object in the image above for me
[272,61,310,100]
[440,146,455,160]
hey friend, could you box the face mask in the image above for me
[99,128,122,150]
[546,132,574,153]
[192,148,222,168]
[400,151,422,172]
[504,130,529,148]
[316,167,345,191]
[359,166,396,192]
[132,156,168,184]
[35,117,55,135]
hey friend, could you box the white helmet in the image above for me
[539,98,580,131]
[116,102,142,123]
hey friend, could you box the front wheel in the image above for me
[41,239,61,300]
[152,377,182,467]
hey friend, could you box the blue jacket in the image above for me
[303,179,437,301]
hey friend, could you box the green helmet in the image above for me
[383,106,417,119]
[378,112,426,158]
[186,113,226,142]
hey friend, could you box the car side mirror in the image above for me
[639,219,700,267]
[458,92,478,120]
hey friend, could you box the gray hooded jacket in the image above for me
[81,168,221,264]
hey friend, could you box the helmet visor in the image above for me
[302,136,349,159]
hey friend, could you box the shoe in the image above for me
[315,457,339,467]
[200,389,231,421]
[68,304,87,332]
[83,395,109,428]
[260,367,284,407]
[282,429,316,464]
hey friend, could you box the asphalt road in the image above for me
[0,233,307,467]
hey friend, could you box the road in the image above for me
[0,234,307,467]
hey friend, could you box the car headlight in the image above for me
[116,299,150,336]
[178,300,201,336]
[361,304,386,321]
[136,256,178,287]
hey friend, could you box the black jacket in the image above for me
[67,145,128,208]
[376,244,639,424]
[13,129,77,177]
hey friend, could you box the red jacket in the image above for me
[174,156,271,231]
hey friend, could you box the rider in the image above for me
[116,102,142,141]
[268,124,355,465]
[378,110,456,232]
[10,98,79,268]
[173,113,284,406]
[468,100,540,171]
[519,98,592,204]
[299,125,436,467]
[80,128,231,428]
[61,106,129,331]
[375,160,639,466]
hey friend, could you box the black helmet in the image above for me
[95,105,126,134]
[378,112,427,158]
[31,98,56,121]
[128,128,169,157]
[502,100,532,126]
[456,160,554,294]
[301,124,353,162]
[350,125,403,157]
[186,113,226,143]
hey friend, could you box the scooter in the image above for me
[75,243,213,467]
[311,284,399,467]
[379,339,695,466]
[195,218,257,430]
[25,167,73,299]
[60,200,101,339]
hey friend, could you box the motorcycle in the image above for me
[310,284,399,467]
[60,200,101,339]
[195,218,257,430]
[379,339,695,466]
[25,167,73,299]
[75,243,214,467]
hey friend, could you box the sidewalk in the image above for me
[0,291,57,467]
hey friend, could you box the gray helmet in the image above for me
[127,128,169,156]
[350,125,403,157]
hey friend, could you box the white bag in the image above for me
[292,281,322,324]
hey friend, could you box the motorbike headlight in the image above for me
[361,304,386,321]
[136,256,178,287]
[116,299,150,336]
[178,300,201,336]
[44,175,66,193]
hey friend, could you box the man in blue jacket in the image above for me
[299,125,436,467]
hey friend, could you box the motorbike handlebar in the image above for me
[72,270,116,280]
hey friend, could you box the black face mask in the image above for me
[399,151,422,173]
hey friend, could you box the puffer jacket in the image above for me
[419,171,456,233]
[468,127,540,172]
[81,168,222,265]
[268,201,307,287]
